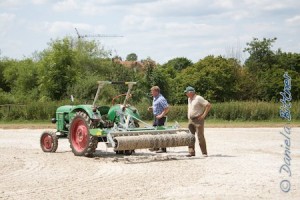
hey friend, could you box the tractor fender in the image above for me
[69,105,101,120]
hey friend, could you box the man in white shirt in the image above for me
[184,86,211,157]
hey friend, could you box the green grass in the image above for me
[167,119,299,128]
[0,120,55,129]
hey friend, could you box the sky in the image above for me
[1,0,300,64]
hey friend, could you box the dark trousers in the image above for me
[153,117,167,152]
[188,120,207,155]
[153,116,166,126]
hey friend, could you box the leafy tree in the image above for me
[243,38,300,101]
[67,75,111,104]
[159,57,193,82]
[38,37,78,100]
[175,56,241,103]
[257,68,286,101]
[235,68,259,100]
[126,53,138,61]
[287,70,300,101]
[162,57,192,71]
[275,51,300,73]
[1,58,39,102]
[150,68,170,100]
[244,37,277,73]
[142,58,156,88]
[73,38,110,75]
[0,58,13,92]
[37,37,112,101]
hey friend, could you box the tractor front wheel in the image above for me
[40,131,58,152]
[69,111,98,157]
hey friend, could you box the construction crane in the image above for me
[75,28,123,39]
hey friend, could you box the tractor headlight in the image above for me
[51,118,57,124]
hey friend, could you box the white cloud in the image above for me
[212,0,234,9]
[31,0,49,5]
[1,0,300,63]
[121,15,159,31]
[80,2,106,16]
[37,21,107,39]
[0,13,16,36]
[286,15,300,26]
[225,10,251,21]
[164,22,221,37]
[43,21,91,35]
[52,0,79,12]
[0,0,24,8]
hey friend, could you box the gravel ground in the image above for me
[0,127,299,200]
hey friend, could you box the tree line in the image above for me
[0,37,299,107]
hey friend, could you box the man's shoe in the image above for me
[203,154,208,157]
[149,148,159,152]
[186,153,195,157]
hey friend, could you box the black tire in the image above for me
[124,150,134,155]
[40,131,58,153]
[69,111,98,157]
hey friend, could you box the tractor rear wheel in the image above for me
[69,111,98,157]
[40,131,58,152]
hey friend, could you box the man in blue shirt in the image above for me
[148,86,169,153]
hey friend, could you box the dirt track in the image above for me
[0,127,299,199]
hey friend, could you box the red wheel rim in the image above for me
[71,118,88,152]
[42,134,53,150]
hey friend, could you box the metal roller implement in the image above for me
[113,130,195,151]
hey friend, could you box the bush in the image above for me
[0,100,299,122]
[209,101,297,121]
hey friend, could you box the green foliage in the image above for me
[2,101,298,121]
[135,100,153,120]
[244,37,278,73]
[73,39,110,74]
[177,56,240,103]
[209,101,299,121]
[67,76,100,103]
[275,51,300,73]
[38,37,78,100]
[126,53,138,61]
[143,58,156,87]
[0,89,15,104]
[210,101,278,121]
[0,101,66,121]
[36,37,112,101]
[135,104,188,122]
[4,59,40,102]
[243,37,300,101]
[1,36,300,122]
[150,68,170,100]
[161,57,193,72]
[235,68,259,100]
[0,58,12,92]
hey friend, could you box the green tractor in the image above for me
[40,81,195,157]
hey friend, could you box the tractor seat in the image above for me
[97,106,110,115]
